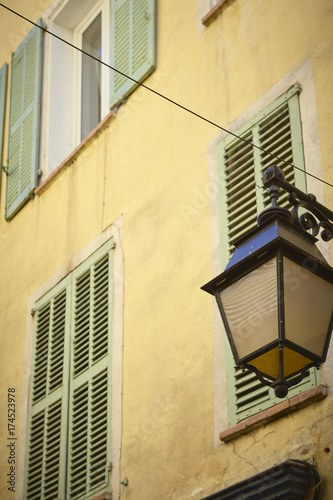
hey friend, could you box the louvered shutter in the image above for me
[25,280,70,499]
[110,0,155,108]
[217,86,319,425]
[218,84,306,263]
[68,241,114,499]
[6,21,43,220]
[0,63,8,187]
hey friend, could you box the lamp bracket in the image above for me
[262,165,333,242]
[240,363,275,388]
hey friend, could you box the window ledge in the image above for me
[35,109,117,196]
[220,385,327,442]
[202,0,234,26]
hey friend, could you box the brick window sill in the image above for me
[220,385,327,442]
[202,0,234,26]
[90,493,111,500]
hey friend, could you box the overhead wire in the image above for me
[1,2,333,190]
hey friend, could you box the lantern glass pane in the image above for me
[249,346,313,379]
[284,257,333,358]
[219,258,278,359]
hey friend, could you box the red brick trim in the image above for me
[219,385,327,442]
[89,493,112,500]
[202,0,233,26]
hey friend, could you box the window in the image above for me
[44,0,156,175]
[25,239,114,499]
[5,22,43,220]
[3,0,156,216]
[217,85,320,425]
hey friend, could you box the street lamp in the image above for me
[202,165,333,398]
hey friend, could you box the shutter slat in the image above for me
[259,109,290,143]
[228,196,258,224]
[234,368,270,414]
[227,175,256,202]
[227,183,256,206]
[261,128,292,155]
[225,134,253,169]
[227,205,258,233]
[228,216,257,242]
[225,146,253,175]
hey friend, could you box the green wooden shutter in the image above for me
[68,240,114,499]
[25,279,70,499]
[217,86,319,425]
[218,84,305,264]
[0,63,8,191]
[110,0,155,108]
[6,21,43,220]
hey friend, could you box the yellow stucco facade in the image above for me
[0,0,332,498]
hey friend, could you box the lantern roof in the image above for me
[202,213,329,296]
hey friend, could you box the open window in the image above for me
[43,0,156,177]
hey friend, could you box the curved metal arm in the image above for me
[262,165,333,241]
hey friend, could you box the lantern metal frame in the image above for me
[202,165,333,398]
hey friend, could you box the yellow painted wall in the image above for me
[0,0,332,498]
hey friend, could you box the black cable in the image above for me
[1,2,333,190]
